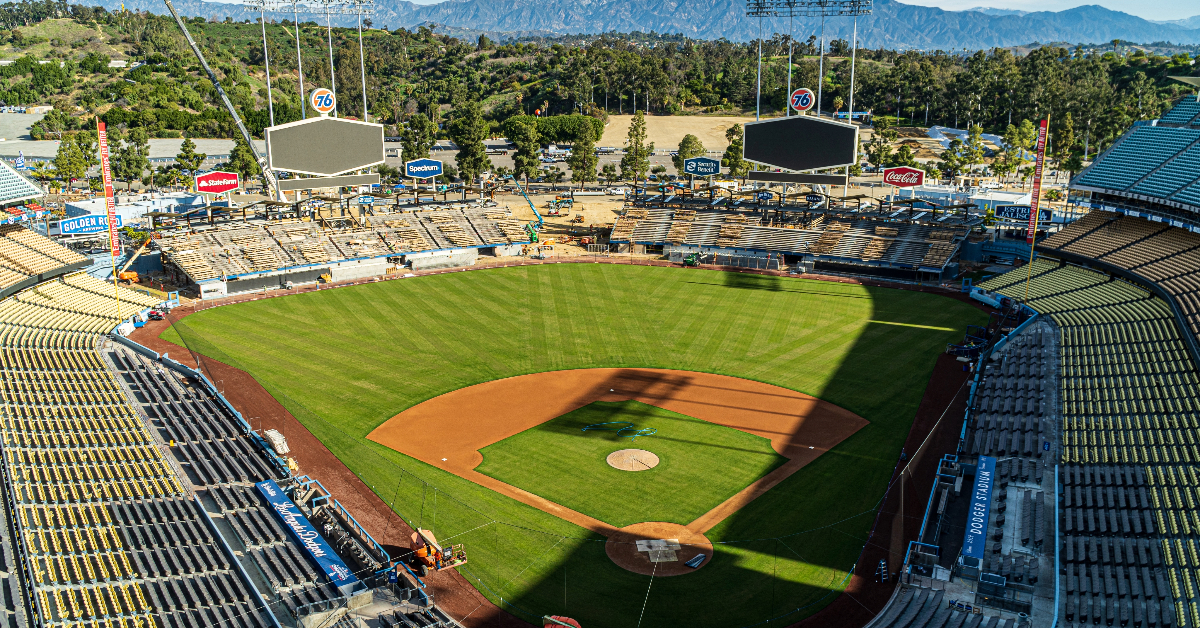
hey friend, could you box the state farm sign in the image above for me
[195,171,240,194]
[882,167,925,188]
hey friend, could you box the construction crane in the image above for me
[113,238,152,284]
[506,175,543,229]
[162,0,281,200]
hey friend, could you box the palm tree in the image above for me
[833,96,845,120]
[30,161,54,191]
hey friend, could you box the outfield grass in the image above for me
[163,264,986,628]
[476,400,788,528]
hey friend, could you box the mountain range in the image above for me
[103,0,1200,49]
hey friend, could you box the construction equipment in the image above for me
[683,252,701,267]
[506,175,543,228]
[409,529,466,576]
[570,213,585,224]
[113,237,151,284]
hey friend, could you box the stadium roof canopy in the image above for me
[0,159,44,206]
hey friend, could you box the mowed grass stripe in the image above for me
[165,264,985,628]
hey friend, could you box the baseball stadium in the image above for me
[0,60,1199,628]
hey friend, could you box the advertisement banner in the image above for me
[60,214,123,235]
[97,121,119,256]
[255,480,359,586]
[994,205,1052,224]
[882,166,925,188]
[683,157,721,176]
[405,158,443,179]
[1026,119,1049,243]
[195,171,241,194]
[961,455,996,561]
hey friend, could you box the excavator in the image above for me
[115,238,152,284]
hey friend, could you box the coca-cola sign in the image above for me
[882,167,925,188]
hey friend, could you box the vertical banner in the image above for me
[97,121,119,256]
[961,455,996,563]
[1026,119,1049,244]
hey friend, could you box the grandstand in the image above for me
[0,225,89,299]
[609,203,976,276]
[155,201,531,296]
[0,235,449,626]
[873,97,1200,628]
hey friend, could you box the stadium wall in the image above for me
[0,258,90,300]
[1034,248,1200,368]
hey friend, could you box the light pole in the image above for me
[290,0,306,118]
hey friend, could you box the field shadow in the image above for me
[496,280,981,627]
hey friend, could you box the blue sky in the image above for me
[895,0,1198,22]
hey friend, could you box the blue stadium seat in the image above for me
[1158,98,1200,126]
[1131,142,1200,200]
[1076,127,1200,192]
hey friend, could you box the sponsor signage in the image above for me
[994,205,1052,224]
[806,194,824,204]
[756,191,774,201]
[405,158,443,179]
[961,455,996,561]
[789,87,815,112]
[357,195,374,205]
[1027,119,1049,243]
[882,166,925,188]
[96,121,119,257]
[683,157,721,176]
[60,214,122,235]
[310,88,336,115]
[195,171,240,194]
[256,480,358,586]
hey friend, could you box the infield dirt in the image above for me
[367,368,868,536]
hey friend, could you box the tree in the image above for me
[937,137,968,180]
[961,125,986,173]
[115,128,150,191]
[721,124,749,179]
[30,161,55,191]
[175,137,206,181]
[600,163,618,184]
[619,110,653,181]
[228,136,261,189]
[447,101,492,183]
[567,123,597,189]
[544,165,566,189]
[401,114,436,162]
[997,120,1036,184]
[866,117,897,171]
[888,145,919,168]
[53,133,96,183]
[672,134,705,174]
[506,117,541,183]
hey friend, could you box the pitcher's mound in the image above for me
[605,522,712,576]
[607,449,659,471]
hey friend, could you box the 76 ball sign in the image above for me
[790,88,815,113]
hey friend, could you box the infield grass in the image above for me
[162,264,986,628]
[476,400,788,527]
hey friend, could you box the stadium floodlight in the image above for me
[745,0,872,122]
[312,0,351,118]
[244,0,284,127]
[347,0,374,122]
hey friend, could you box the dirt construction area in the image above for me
[367,368,868,539]
[598,114,754,150]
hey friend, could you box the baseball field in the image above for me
[161,263,986,628]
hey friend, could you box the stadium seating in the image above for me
[981,262,1199,628]
[1038,212,1200,348]
[1074,127,1200,192]
[611,207,968,270]
[0,225,87,280]
[1159,99,1200,127]
[111,347,351,621]
[158,202,528,285]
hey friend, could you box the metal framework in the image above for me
[745,0,871,17]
